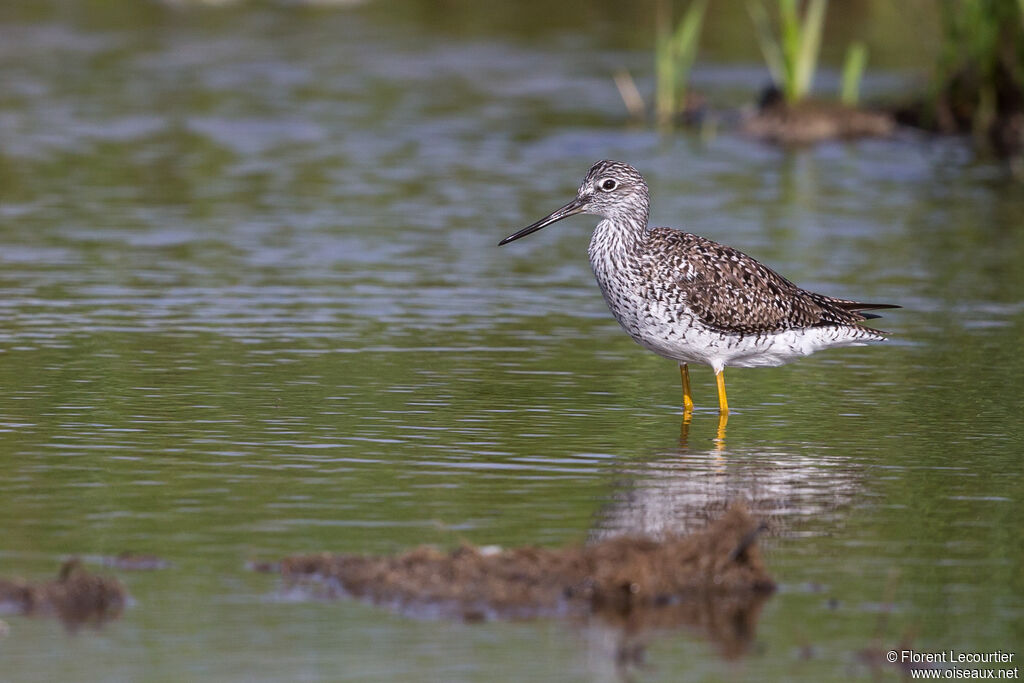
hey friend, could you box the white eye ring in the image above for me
[599,178,617,191]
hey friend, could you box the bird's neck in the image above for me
[591,213,649,254]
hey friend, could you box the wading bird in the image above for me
[499,160,897,416]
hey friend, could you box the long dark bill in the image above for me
[498,197,586,246]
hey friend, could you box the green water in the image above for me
[1,2,1022,681]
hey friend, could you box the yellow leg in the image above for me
[715,410,728,447]
[715,369,729,415]
[680,363,694,413]
[679,412,691,445]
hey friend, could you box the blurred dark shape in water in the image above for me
[0,558,127,631]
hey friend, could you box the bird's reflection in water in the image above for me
[592,413,863,541]
[682,410,729,455]
[577,579,772,681]
[577,413,864,679]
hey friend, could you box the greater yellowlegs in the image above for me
[499,160,897,414]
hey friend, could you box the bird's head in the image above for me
[499,160,650,246]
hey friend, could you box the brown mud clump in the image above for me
[744,87,895,144]
[266,505,775,656]
[0,558,127,629]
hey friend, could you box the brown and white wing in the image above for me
[646,230,894,334]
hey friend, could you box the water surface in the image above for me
[1,2,1022,681]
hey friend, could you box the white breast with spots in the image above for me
[588,221,707,363]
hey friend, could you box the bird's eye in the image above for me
[600,179,617,191]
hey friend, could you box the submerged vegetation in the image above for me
[614,0,708,124]
[739,0,892,143]
[895,0,1024,161]
[617,0,880,139]
[655,0,708,124]
[747,0,828,105]
[615,0,1024,164]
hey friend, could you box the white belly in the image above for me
[590,255,880,373]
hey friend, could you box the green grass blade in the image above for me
[840,41,867,106]
[746,0,786,89]
[779,0,801,100]
[613,68,647,119]
[670,0,708,99]
[655,0,674,123]
[793,0,827,101]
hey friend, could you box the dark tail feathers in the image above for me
[837,301,901,321]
